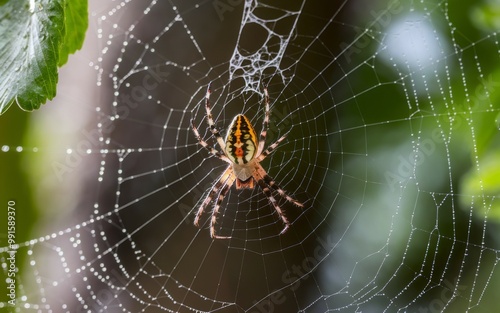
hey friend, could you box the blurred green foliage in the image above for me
[459,0,500,222]
[0,108,35,305]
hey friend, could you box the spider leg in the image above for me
[205,83,227,151]
[256,132,289,161]
[193,166,232,227]
[255,177,291,234]
[256,85,270,156]
[191,119,231,164]
[210,172,236,239]
[261,172,304,207]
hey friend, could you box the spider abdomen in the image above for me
[225,114,258,164]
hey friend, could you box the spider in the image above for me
[190,83,303,239]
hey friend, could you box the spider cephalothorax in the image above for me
[190,84,303,239]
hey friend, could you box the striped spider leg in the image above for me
[190,83,303,239]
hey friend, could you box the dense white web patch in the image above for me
[1,0,500,312]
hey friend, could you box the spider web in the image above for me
[2,0,500,312]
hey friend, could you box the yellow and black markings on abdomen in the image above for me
[225,114,258,164]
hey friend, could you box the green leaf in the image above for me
[59,0,88,66]
[0,0,88,114]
